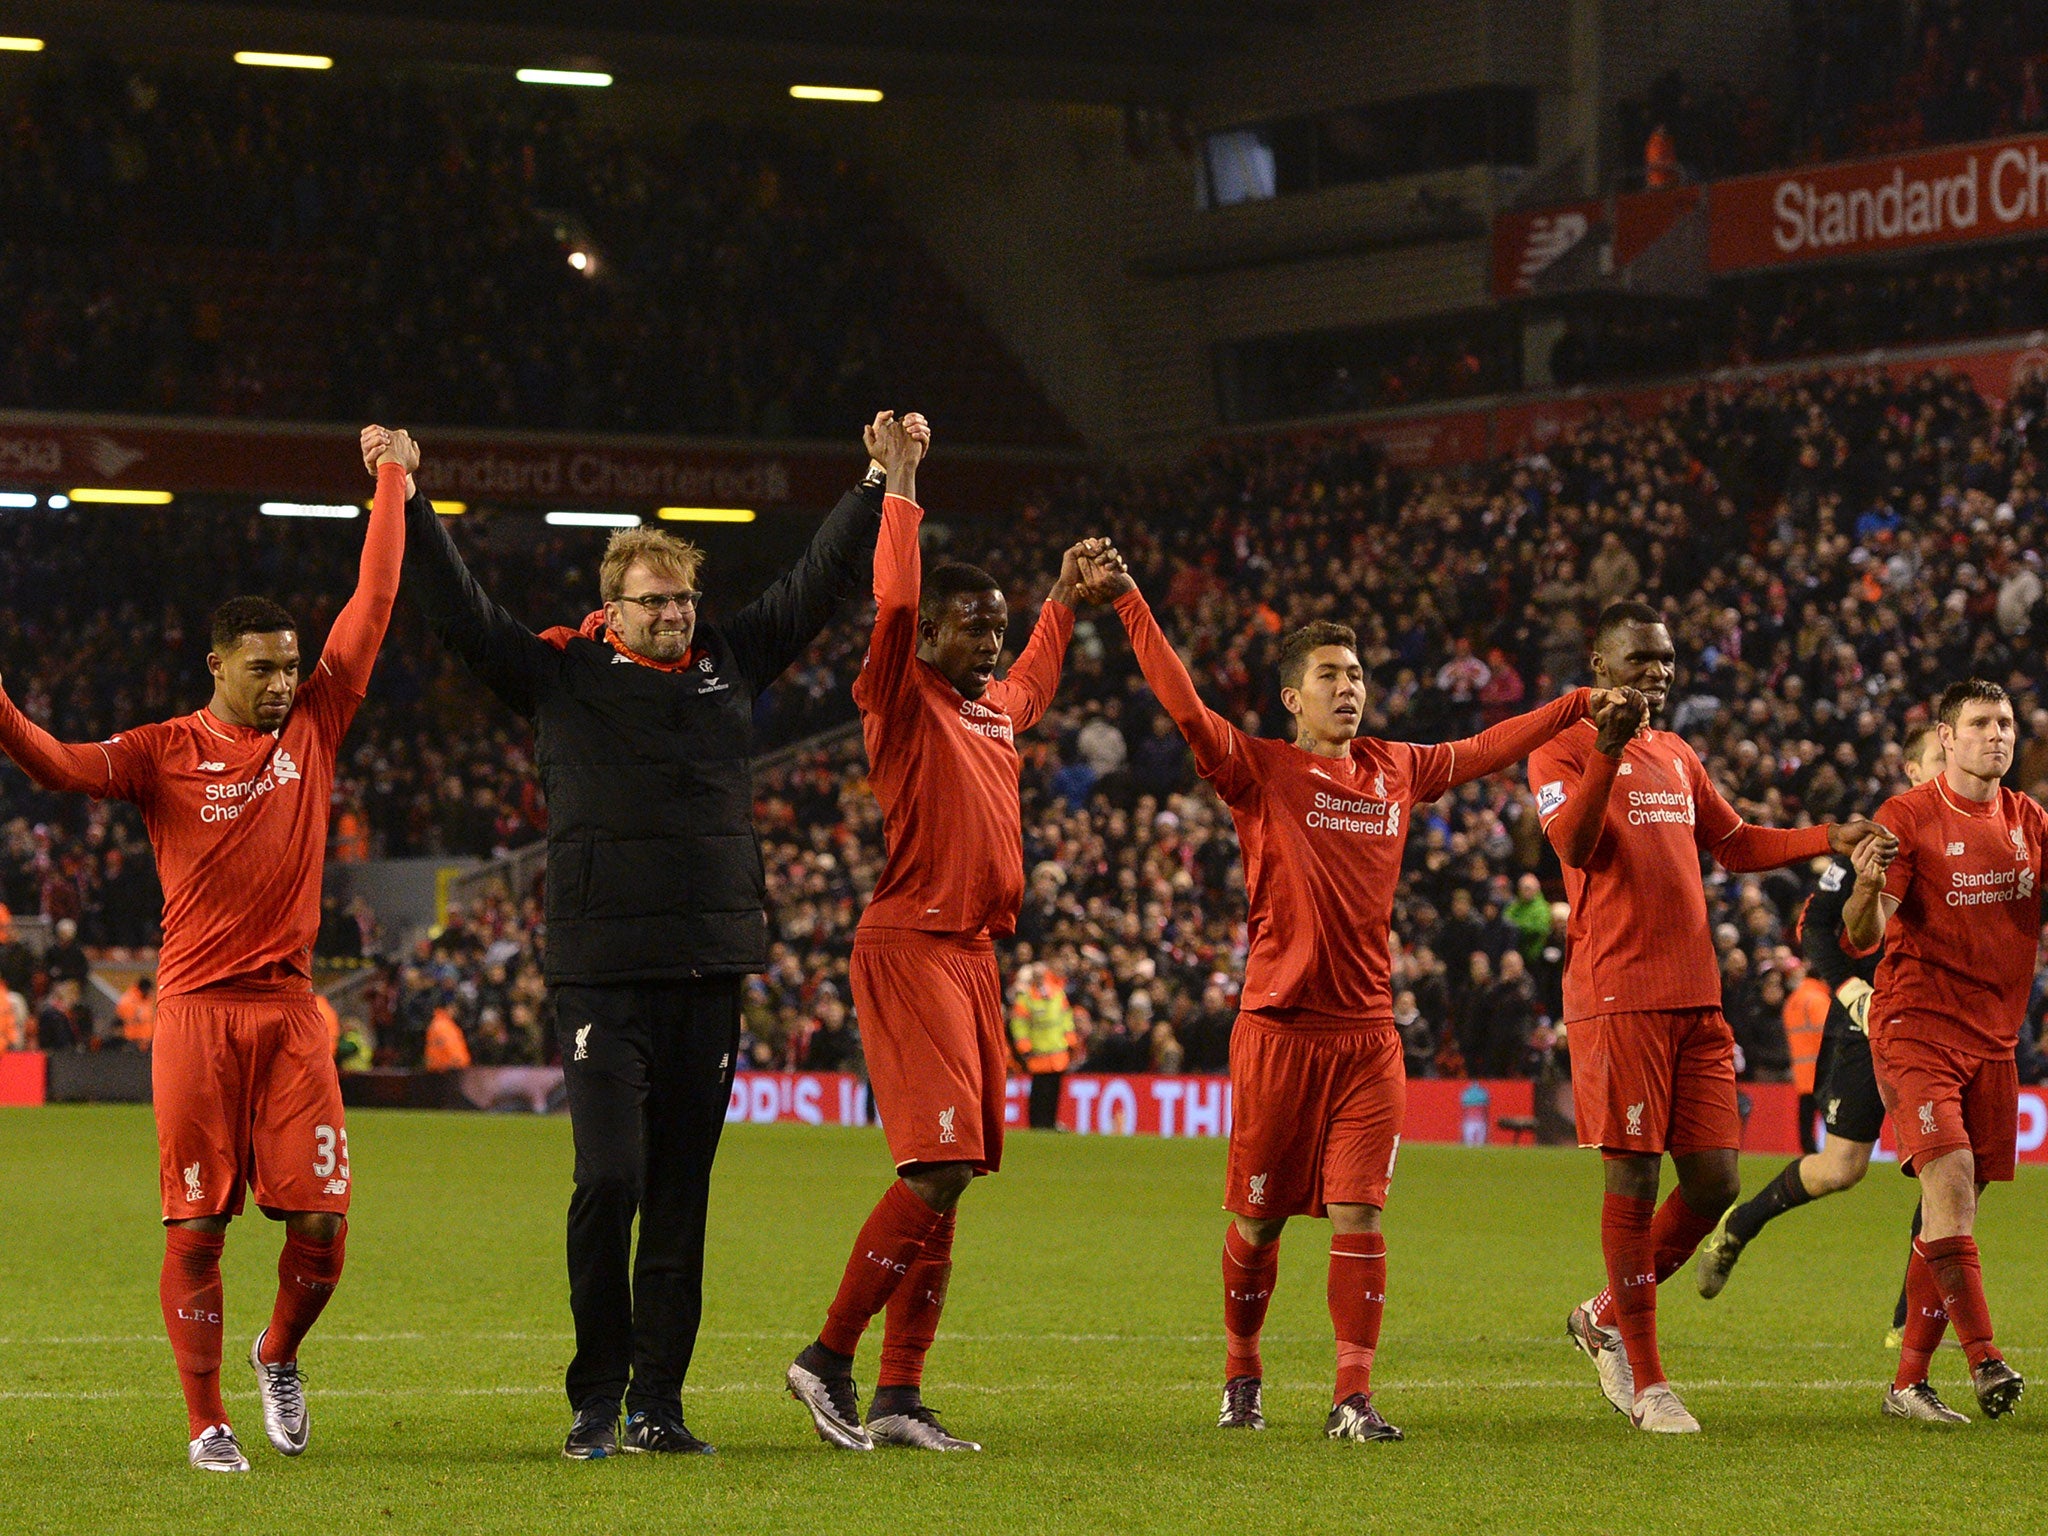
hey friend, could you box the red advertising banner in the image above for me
[1710,131,2048,272]
[0,1052,47,1107]
[721,1070,2048,1163]
[1614,185,1703,268]
[1491,200,1602,297]
[0,411,1084,513]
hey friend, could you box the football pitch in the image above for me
[2,1107,2043,1534]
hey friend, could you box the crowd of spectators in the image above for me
[14,358,2048,1081]
[1624,4,2048,189]
[0,52,1067,445]
[337,359,2048,1080]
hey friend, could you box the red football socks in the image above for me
[1600,1192,1664,1390]
[1918,1235,1998,1368]
[1590,1186,1723,1329]
[1894,1242,1951,1389]
[1328,1232,1387,1403]
[877,1209,955,1389]
[1648,1187,1721,1281]
[1222,1225,1279,1381]
[160,1227,228,1438]
[819,1180,948,1359]
[260,1223,347,1366]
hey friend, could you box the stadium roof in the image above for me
[22,0,1315,103]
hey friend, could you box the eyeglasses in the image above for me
[617,591,701,615]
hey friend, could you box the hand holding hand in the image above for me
[361,424,418,497]
[377,429,420,474]
[1848,828,1896,886]
[1076,540,1138,604]
[1832,817,1897,861]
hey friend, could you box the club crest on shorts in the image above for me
[573,1023,591,1061]
[183,1161,204,1204]
[1918,1101,1938,1137]
[938,1105,957,1143]
[1246,1172,1268,1204]
[1624,1101,1645,1137]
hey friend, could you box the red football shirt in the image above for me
[0,463,405,998]
[1115,591,1586,1026]
[1871,776,2048,1057]
[1531,720,1828,1021]
[854,494,1071,938]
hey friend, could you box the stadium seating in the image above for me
[13,356,2048,1087]
[0,55,1071,446]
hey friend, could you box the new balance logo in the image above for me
[322,1178,349,1195]
[1918,1102,1939,1137]
[573,1024,591,1062]
[1948,842,1966,857]
[613,653,636,664]
[1246,1173,1269,1205]
[1624,1102,1645,1137]
[183,1161,204,1204]
[1617,763,1634,776]
[937,1106,958,1144]
[197,761,227,773]
[272,748,300,783]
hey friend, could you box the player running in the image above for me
[1539,601,1890,1434]
[785,414,1120,1452]
[1694,723,1944,1334]
[0,431,413,1471]
[1843,679,2038,1424]
[1100,560,1623,1442]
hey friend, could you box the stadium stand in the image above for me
[0,54,1072,447]
[13,355,2048,1087]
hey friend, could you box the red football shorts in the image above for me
[1873,1029,2018,1182]
[1225,1015,1405,1218]
[153,992,350,1223]
[1569,1007,1740,1155]
[851,927,1008,1174]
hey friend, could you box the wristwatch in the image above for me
[861,460,887,489]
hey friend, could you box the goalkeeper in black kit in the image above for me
[1693,721,1943,1343]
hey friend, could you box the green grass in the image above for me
[1,1106,2043,1534]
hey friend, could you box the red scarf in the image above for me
[538,609,700,673]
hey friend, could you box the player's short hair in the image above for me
[1936,678,2011,728]
[600,527,704,603]
[209,596,298,653]
[1592,599,1664,650]
[1278,620,1359,693]
[1901,719,1938,762]
[919,562,1003,624]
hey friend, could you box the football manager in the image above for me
[362,413,924,1459]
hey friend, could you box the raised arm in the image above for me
[1444,688,1592,788]
[364,425,552,717]
[849,413,929,713]
[1108,586,1236,775]
[723,455,888,690]
[0,686,120,795]
[318,442,410,696]
[984,594,1074,737]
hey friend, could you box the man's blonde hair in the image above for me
[600,528,705,602]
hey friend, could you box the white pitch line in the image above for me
[0,1378,1890,1404]
[0,1329,1975,1351]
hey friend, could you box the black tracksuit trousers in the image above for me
[554,979,741,1417]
